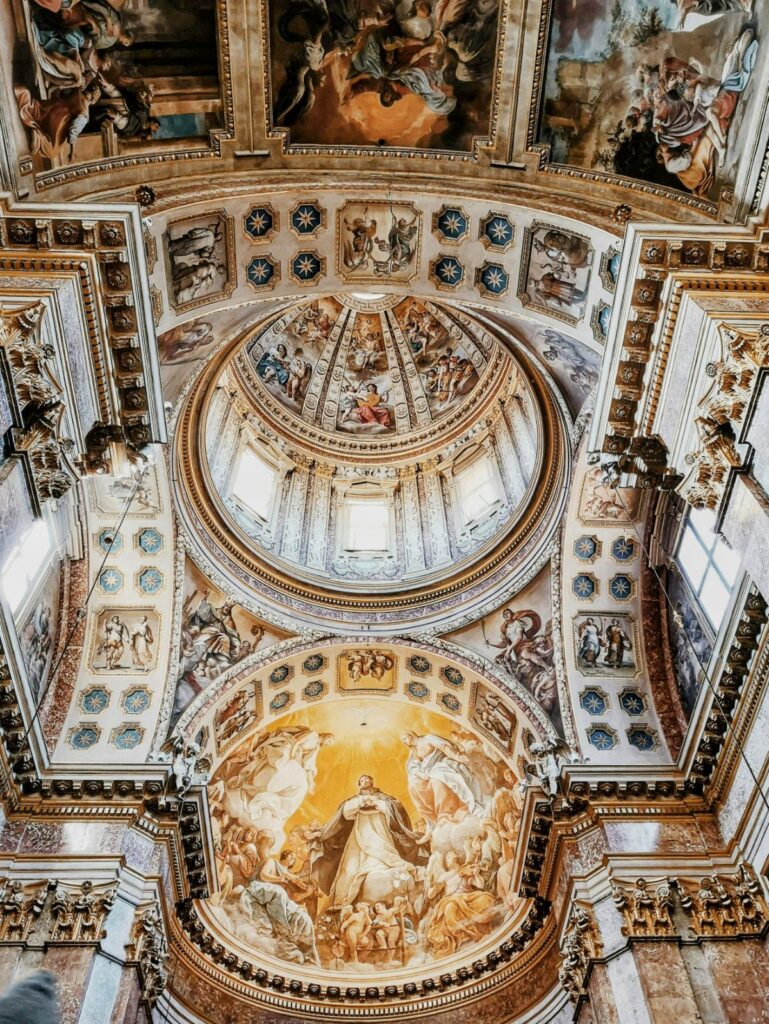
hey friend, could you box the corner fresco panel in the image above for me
[537,2,765,201]
[12,0,223,172]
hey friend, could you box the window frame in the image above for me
[228,440,282,528]
[675,508,740,631]
[336,482,397,562]
[450,444,505,533]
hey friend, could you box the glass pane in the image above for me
[699,567,730,628]
[677,527,708,591]
[688,507,717,549]
[231,449,277,521]
[346,500,389,552]
[22,520,50,581]
[713,539,741,586]
[456,457,498,524]
[2,551,27,614]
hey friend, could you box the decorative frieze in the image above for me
[0,879,47,942]
[0,878,116,945]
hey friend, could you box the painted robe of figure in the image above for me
[309,776,428,908]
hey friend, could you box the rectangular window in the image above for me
[231,447,278,522]
[345,499,390,553]
[2,518,52,616]
[676,508,740,630]
[455,456,499,525]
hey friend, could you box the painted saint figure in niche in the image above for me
[97,614,130,670]
[130,615,154,668]
[577,617,603,668]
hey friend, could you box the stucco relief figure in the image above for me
[307,774,427,908]
[208,700,524,974]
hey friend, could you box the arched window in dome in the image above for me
[335,479,397,563]
[451,444,505,531]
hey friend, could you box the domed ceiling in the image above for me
[175,293,570,629]
[234,293,506,460]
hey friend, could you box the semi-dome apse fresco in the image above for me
[207,691,525,979]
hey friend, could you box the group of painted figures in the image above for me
[608,20,758,196]
[210,725,523,970]
[15,0,158,161]
[273,0,498,138]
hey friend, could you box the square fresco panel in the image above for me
[13,0,223,170]
[163,211,234,313]
[574,611,639,677]
[537,2,765,201]
[89,607,160,674]
[267,0,502,151]
[338,202,421,285]
[518,222,594,326]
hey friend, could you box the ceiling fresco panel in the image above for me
[10,0,227,175]
[536,1,767,203]
[265,0,504,152]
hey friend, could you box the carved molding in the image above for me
[0,878,116,945]
[595,222,769,494]
[0,198,166,470]
[0,304,77,511]
[679,324,769,511]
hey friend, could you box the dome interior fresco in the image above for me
[242,294,491,444]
